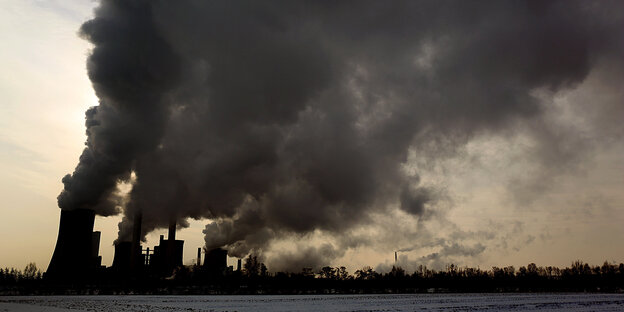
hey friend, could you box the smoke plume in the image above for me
[59,0,624,269]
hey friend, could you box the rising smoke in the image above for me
[58,0,624,269]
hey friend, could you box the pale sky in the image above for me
[0,0,623,274]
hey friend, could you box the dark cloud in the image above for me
[57,0,181,216]
[268,244,343,273]
[58,0,624,269]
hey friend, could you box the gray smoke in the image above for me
[59,0,623,268]
[57,0,181,216]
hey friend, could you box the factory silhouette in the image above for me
[4,208,619,295]
[46,209,236,280]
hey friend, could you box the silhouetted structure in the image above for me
[130,213,142,270]
[111,218,184,276]
[46,209,101,279]
[149,233,184,274]
[91,231,102,267]
[204,248,228,274]
[10,259,624,295]
[112,241,132,271]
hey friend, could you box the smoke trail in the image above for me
[57,0,181,217]
[61,0,624,267]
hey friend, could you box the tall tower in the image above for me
[47,209,100,279]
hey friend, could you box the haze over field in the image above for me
[0,0,623,273]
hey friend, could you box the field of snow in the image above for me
[1,293,623,311]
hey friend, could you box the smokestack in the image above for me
[164,219,183,272]
[197,247,202,266]
[168,219,176,241]
[130,212,142,270]
[237,259,242,272]
[395,251,397,263]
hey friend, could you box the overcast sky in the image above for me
[0,0,623,273]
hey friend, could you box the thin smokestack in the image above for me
[166,219,178,271]
[197,247,201,266]
[395,251,397,263]
[168,220,176,242]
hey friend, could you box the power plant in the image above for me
[47,209,238,279]
[111,216,185,275]
[47,209,102,279]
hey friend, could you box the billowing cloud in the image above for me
[58,0,624,270]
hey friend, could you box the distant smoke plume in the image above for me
[59,0,623,268]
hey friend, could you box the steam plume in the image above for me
[59,0,624,268]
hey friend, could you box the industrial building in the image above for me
[47,209,235,279]
[112,218,184,275]
[46,209,102,279]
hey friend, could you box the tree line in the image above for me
[1,260,623,294]
[179,258,624,293]
[0,263,42,285]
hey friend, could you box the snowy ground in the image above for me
[1,293,623,311]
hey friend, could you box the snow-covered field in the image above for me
[1,293,623,311]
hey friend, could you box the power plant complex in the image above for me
[47,209,234,279]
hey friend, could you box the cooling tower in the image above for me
[204,248,228,273]
[46,209,97,279]
[112,241,132,271]
[92,231,102,267]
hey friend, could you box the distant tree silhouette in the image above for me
[1,259,624,294]
[336,266,349,280]
[22,263,39,280]
[355,266,376,280]
[318,266,336,279]
[388,266,406,279]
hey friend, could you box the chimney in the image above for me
[237,258,242,271]
[168,219,176,242]
[394,251,397,263]
[197,247,202,266]
[166,219,181,271]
